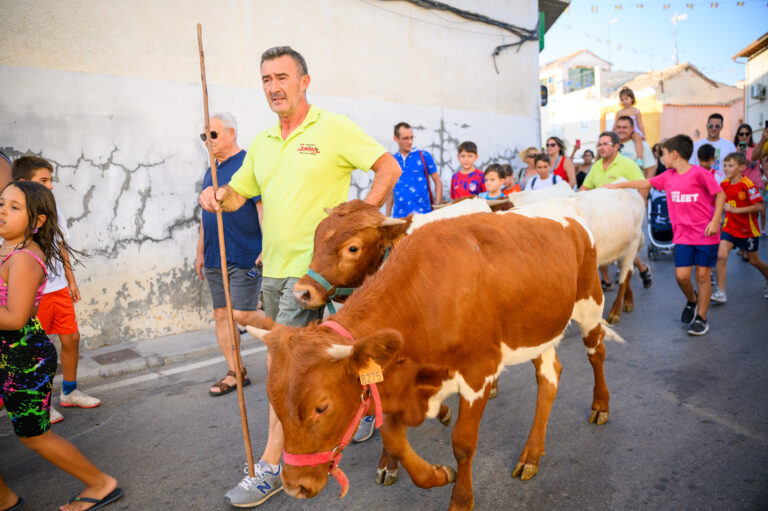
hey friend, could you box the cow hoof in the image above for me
[588,409,609,425]
[375,467,398,485]
[623,302,634,312]
[489,387,498,399]
[383,469,398,485]
[512,462,538,480]
[436,464,456,484]
[439,407,452,427]
[606,314,619,325]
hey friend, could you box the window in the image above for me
[566,67,595,93]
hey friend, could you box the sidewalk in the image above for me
[54,326,264,385]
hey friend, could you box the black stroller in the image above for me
[647,188,674,260]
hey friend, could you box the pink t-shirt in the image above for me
[649,165,722,245]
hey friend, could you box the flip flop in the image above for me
[67,488,123,510]
[2,496,24,511]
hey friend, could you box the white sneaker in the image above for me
[711,289,727,304]
[60,389,101,408]
[50,405,64,424]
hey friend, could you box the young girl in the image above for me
[613,87,646,164]
[0,182,122,511]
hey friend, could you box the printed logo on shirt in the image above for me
[469,182,477,192]
[748,187,761,200]
[670,191,699,203]
[297,143,320,155]
[738,190,747,201]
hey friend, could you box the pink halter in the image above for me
[281,320,384,498]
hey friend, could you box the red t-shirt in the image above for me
[450,169,485,199]
[721,176,763,238]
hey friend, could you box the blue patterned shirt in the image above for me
[392,149,438,218]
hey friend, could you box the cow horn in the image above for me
[246,326,271,341]
[380,217,407,226]
[431,202,450,209]
[323,207,332,215]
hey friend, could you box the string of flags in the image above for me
[584,1,763,12]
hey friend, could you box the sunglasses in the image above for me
[738,131,751,136]
[707,124,722,129]
[546,142,558,147]
[199,131,218,142]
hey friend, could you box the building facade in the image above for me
[1,0,553,346]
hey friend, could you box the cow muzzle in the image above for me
[293,278,327,309]
[282,464,328,499]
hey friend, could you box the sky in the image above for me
[540,0,768,85]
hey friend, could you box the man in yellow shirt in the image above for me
[580,131,654,290]
[199,46,400,508]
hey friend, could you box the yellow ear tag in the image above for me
[358,358,384,385]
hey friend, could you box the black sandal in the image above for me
[209,369,251,397]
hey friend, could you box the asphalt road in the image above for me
[3,245,768,511]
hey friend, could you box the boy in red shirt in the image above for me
[450,141,485,199]
[711,152,768,303]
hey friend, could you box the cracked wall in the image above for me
[0,63,537,348]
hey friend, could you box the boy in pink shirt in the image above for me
[606,134,725,336]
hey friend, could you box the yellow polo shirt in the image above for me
[582,153,645,189]
[228,105,386,278]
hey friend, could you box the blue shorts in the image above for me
[674,244,718,268]
[720,232,759,252]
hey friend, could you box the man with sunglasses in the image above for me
[691,113,736,174]
[199,46,400,508]
[196,112,265,400]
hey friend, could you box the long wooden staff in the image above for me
[197,23,256,479]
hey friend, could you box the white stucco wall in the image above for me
[744,49,768,130]
[1,0,541,347]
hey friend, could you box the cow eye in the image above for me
[315,404,328,415]
[348,246,358,253]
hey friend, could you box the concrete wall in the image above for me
[1,0,541,347]
[744,49,768,130]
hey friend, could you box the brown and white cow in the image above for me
[251,203,622,511]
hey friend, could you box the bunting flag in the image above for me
[579,1,754,9]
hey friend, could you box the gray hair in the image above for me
[599,131,620,146]
[212,112,237,135]
[261,46,308,76]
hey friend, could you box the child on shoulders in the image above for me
[524,154,563,191]
[478,164,506,200]
[613,87,646,165]
[711,152,768,303]
[450,141,485,199]
[605,134,724,336]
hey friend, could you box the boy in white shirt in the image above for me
[525,154,563,191]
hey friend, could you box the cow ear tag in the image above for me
[358,358,384,385]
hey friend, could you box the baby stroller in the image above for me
[647,188,674,260]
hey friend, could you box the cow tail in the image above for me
[601,320,627,344]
